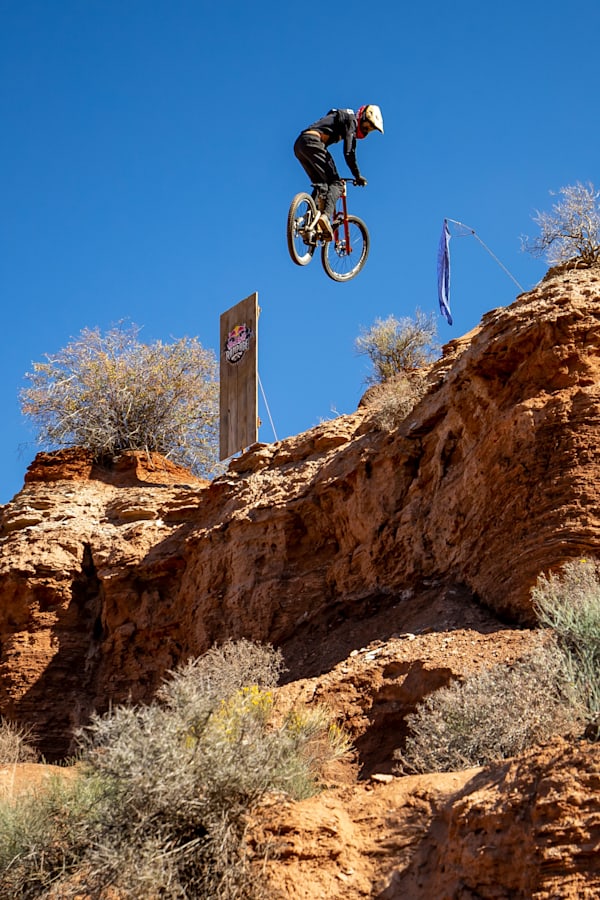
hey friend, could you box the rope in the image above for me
[446,218,525,293]
[258,372,278,442]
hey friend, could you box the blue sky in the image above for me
[1,0,597,503]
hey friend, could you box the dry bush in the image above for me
[394,640,580,774]
[366,371,429,431]
[355,310,439,385]
[163,638,286,709]
[532,558,600,718]
[0,718,38,764]
[0,640,348,899]
[521,181,600,266]
[0,774,105,899]
[20,322,220,478]
[77,640,347,897]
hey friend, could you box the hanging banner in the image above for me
[437,219,453,325]
[219,292,259,460]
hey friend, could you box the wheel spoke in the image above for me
[287,193,317,266]
[321,216,369,281]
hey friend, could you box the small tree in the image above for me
[21,323,220,478]
[522,181,600,266]
[355,311,439,386]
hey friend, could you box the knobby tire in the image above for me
[287,193,317,266]
[321,215,370,282]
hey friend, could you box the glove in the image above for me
[354,175,368,187]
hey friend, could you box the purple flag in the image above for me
[437,219,453,325]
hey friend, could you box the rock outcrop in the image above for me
[2,268,600,760]
[1,267,600,896]
[249,737,600,899]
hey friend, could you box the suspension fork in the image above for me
[335,184,352,253]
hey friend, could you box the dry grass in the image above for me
[0,719,38,765]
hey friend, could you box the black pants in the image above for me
[293,131,344,219]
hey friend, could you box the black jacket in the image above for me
[306,108,361,180]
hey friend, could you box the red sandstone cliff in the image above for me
[1,266,600,896]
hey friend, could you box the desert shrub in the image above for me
[0,718,38,764]
[355,310,439,385]
[20,322,220,478]
[165,637,285,707]
[532,558,600,717]
[394,640,579,774]
[367,372,429,431]
[521,181,600,266]
[0,640,348,899]
[0,773,106,899]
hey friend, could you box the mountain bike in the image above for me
[286,179,370,282]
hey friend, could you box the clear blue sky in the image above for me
[1,0,596,503]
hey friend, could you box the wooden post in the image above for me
[219,292,259,460]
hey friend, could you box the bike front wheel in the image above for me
[287,193,318,266]
[321,215,370,282]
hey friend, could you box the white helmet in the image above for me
[361,104,384,134]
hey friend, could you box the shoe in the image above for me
[317,214,334,241]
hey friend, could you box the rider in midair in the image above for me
[293,105,384,240]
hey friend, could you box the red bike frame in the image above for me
[331,179,353,254]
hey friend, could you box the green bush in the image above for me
[532,558,600,717]
[20,322,220,478]
[394,640,579,774]
[0,640,349,899]
[355,310,439,385]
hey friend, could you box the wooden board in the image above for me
[219,293,258,460]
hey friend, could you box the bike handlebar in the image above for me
[312,177,360,185]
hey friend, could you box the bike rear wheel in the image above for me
[287,193,318,266]
[321,215,370,282]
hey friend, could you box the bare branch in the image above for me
[522,181,600,266]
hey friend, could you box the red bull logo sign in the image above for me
[225,323,253,364]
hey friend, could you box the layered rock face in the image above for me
[1,268,600,761]
[250,737,600,899]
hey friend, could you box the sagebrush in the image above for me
[394,640,580,774]
[20,322,220,478]
[532,557,600,717]
[0,639,349,900]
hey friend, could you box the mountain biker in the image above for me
[293,105,384,240]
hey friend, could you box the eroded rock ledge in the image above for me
[1,269,600,758]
